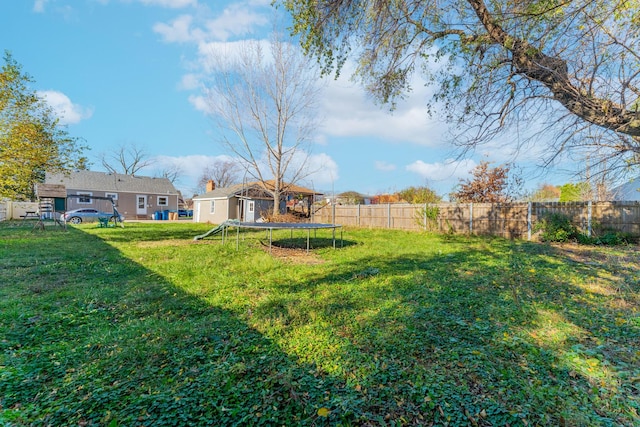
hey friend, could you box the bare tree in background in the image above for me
[158,163,183,184]
[100,143,154,175]
[197,159,241,192]
[203,28,323,215]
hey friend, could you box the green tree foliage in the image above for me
[0,52,87,200]
[283,0,640,168]
[450,161,521,202]
[559,182,592,202]
[397,185,441,204]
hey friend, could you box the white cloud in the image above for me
[319,68,446,146]
[302,153,339,187]
[33,0,49,13]
[187,94,209,113]
[153,3,269,44]
[406,158,477,182]
[375,161,397,172]
[178,73,200,90]
[38,90,93,125]
[138,0,197,8]
[202,3,268,41]
[153,15,196,43]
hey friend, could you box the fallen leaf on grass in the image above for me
[317,407,330,417]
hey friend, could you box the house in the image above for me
[612,177,640,201]
[45,170,180,220]
[192,180,323,223]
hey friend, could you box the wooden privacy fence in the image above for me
[313,201,640,240]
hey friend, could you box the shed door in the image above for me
[245,201,255,222]
[136,195,147,216]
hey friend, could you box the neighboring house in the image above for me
[45,170,180,220]
[612,177,640,201]
[193,180,323,223]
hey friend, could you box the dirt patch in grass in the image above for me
[259,243,326,264]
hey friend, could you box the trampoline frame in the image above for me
[221,222,343,253]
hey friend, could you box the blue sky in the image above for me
[1,0,578,198]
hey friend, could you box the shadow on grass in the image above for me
[250,234,640,425]
[1,226,638,426]
[0,226,361,426]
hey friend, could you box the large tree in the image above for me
[203,29,323,215]
[282,0,640,169]
[0,52,87,200]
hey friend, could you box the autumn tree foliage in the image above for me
[528,183,561,202]
[450,162,520,203]
[337,191,365,204]
[0,52,87,200]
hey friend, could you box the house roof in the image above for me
[45,170,179,195]
[612,177,640,201]
[193,181,323,200]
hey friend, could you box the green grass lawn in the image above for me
[1,221,638,426]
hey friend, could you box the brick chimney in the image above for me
[206,180,216,192]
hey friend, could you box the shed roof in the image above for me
[35,183,67,198]
[45,170,179,195]
[193,181,322,200]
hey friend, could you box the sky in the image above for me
[0,0,580,199]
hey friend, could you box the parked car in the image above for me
[63,208,124,224]
[178,209,193,217]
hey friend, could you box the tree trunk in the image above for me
[468,0,640,138]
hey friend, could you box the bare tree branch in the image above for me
[100,143,155,175]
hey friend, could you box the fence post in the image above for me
[527,202,532,241]
[587,201,592,237]
[357,204,361,227]
[388,203,391,228]
[424,203,428,231]
[469,203,473,234]
[332,203,336,225]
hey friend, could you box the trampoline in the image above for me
[197,221,343,252]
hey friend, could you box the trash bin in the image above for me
[154,211,161,220]
[162,210,169,220]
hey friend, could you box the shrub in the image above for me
[534,213,579,242]
[587,230,637,246]
[414,205,440,231]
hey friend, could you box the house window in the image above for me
[78,192,92,204]
[105,193,118,201]
[157,196,169,206]
[210,200,215,214]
